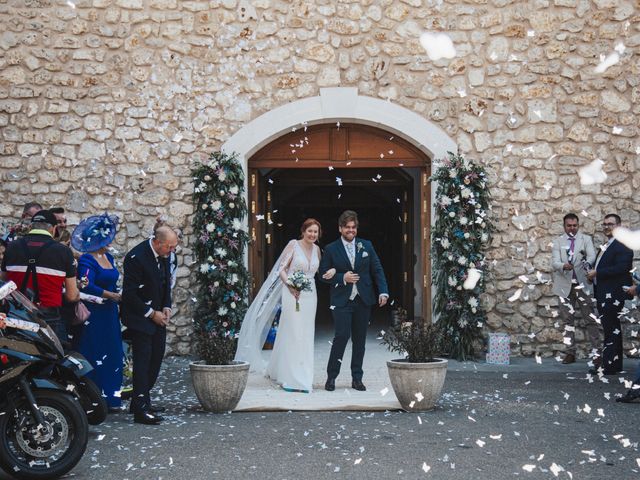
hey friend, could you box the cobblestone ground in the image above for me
[1,356,638,480]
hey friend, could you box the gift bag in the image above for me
[486,332,510,365]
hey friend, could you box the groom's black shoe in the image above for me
[325,378,335,391]
[352,380,366,391]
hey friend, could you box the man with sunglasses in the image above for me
[586,214,633,375]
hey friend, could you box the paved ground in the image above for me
[2,353,639,480]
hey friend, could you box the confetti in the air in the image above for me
[612,227,640,250]
[419,32,456,61]
[463,268,481,290]
[508,289,522,302]
[594,51,620,74]
[578,159,607,185]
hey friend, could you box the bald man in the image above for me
[121,226,178,425]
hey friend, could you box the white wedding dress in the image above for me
[266,240,319,392]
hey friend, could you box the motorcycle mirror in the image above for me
[0,281,17,300]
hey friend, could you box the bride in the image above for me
[235,218,334,393]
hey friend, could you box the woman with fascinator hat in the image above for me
[71,213,124,413]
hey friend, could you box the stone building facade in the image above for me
[0,0,638,356]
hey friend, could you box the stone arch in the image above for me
[221,87,457,166]
[223,87,457,321]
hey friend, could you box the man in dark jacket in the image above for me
[617,278,640,403]
[318,210,388,392]
[587,214,633,375]
[121,225,178,424]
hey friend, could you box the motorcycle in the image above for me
[0,282,91,480]
[3,283,108,425]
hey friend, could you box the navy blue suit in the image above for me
[593,239,633,373]
[121,240,172,414]
[319,237,388,381]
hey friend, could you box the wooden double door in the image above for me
[247,123,431,324]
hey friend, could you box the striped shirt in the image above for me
[2,231,77,307]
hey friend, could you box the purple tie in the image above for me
[569,237,575,256]
[569,237,576,280]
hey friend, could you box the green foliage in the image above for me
[430,151,493,361]
[381,321,444,363]
[192,151,250,365]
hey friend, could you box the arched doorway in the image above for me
[247,123,431,327]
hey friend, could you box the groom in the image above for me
[320,210,389,392]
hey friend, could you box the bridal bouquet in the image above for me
[286,270,312,311]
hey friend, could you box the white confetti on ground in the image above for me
[549,462,564,477]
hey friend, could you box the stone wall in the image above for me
[0,0,639,356]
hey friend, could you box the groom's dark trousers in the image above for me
[327,296,371,381]
[320,237,388,381]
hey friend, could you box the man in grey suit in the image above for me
[551,213,598,364]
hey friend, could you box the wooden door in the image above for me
[248,123,431,321]
[248,169,266,298]
[420,167,431,323]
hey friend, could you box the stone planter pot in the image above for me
[386,358,448,412]
[189,360,249,413]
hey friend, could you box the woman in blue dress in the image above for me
[71,213,124,412]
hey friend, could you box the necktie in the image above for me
[158,257,167,288]
[347,243,355,267]
[346,243,357,300]
[568,237,576,280]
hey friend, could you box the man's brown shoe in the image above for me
[562,353,576,364]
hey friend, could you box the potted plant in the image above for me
[189,151,250,413]
[382,320,448,411]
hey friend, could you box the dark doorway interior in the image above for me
[260,168,413,332]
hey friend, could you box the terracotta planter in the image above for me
[386,358,448,411]
[189,360,249,413]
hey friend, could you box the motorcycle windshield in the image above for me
[0,282,64,356]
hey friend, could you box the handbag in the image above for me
[72,301,91,326]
